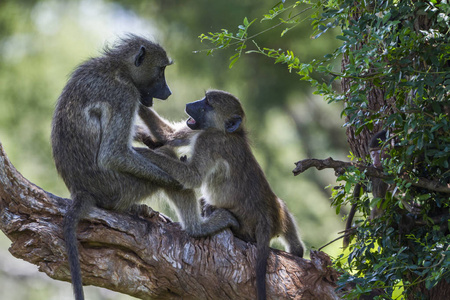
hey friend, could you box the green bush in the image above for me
[199,0,450,298]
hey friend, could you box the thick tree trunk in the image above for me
[409,278,450,300]
[0,140,341,300]
[341,55,387,159]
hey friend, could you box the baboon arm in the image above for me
[100,146,178,186]
[166,127,197,147]
[143,150,204,189]
[139,105,176,142]
[94,108,178,187]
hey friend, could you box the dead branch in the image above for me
[293,157,450,194]
[0,140,341,300]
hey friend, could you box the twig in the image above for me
[293,157,450,194]
[318,234,346,251]
[195,6,313,53]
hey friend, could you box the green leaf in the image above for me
[281,27,290,37]
[417,194,431,201]
[229,53,240,69]
[229,56,239,69]
[344,181,352,194]
[336,35,349,41]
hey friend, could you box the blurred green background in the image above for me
[0,0,348,299]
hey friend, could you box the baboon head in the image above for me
[105,34,172,106]
[185,90,245,133]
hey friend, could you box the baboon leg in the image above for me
[165,190,238,237]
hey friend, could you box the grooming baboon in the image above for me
[143,90,305,300]
[135,100,240,237]
[51,36,236,300]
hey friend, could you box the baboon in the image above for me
[51,36,237,300]
[135,105,240,231]
[142,90,305,300]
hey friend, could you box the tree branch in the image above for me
[0,140,341,300]
[293,157,450,194]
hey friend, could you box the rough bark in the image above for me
[0,140,341,300]
[410,278,450,300]
[341,68,386,158]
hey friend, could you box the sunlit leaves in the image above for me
[198,17,256,68]
[261,2,287,22]
[199,0,450,298]
[198,1,314,68]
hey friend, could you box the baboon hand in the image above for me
[133,125,148,141]
[130,203,157,219]
[134,125,165,149]
[156,170,184,190]
[166,177,184,191]
[130,204,174,223]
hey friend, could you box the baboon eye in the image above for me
[202,96,213,113]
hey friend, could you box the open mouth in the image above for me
[187,117,196,126]
[186,116,199,129]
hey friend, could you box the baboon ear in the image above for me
[134,46,146,67]
[225,115,242,133]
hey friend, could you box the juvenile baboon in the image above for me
[51,36,236,300]
[143,90,305,300]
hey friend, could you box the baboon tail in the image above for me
[255,225,271,300]
[63,192,93,300]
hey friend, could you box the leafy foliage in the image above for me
[199,0,450,298]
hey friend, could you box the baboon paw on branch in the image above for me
[0,141,341,300]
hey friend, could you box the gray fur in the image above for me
[52,35,178,300]
[142,90,305,300]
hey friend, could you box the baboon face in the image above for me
[185,90,244,133]
[131,45,172,107]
